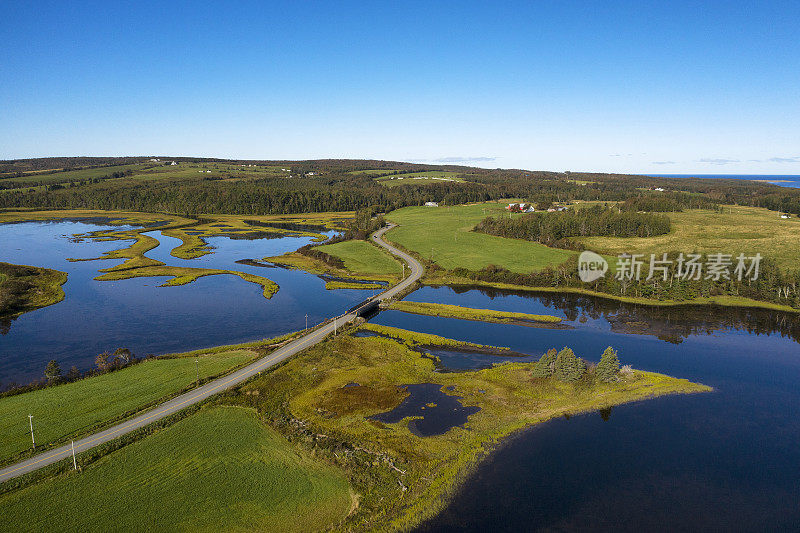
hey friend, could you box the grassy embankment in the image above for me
[0,262,68,319]
[267,239,403,289]
[0,331,299,465]
[0,350,256,465]
[386,202,800,313]
[223,325,710,529]
[0,406,353,533]
[387,300,562,325]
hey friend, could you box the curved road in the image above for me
[0,224,421,483]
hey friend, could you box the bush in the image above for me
[596,346,621,382]
[554,347,587,382]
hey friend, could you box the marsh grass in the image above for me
[388,300,562,324]
[234,328,710,530]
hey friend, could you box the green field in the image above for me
[0,164,151,185]
[578,205,800,272]
[376,170,465,187]
[316,239,403,277]
[0,406,352,532]
[0,350,255,462]
[386,202,575,272]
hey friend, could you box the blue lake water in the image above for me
[374,286,800,531]
[0,220,371,385]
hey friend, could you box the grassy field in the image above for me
[0,350,256,463]
[388,300,562,324]
[578,205,800,272]
[0,406,352,532]
[0,262,68,318]
[386,202,575,272]
[316,239,403,277]
[376,170,465,187]
[0,163,151,186]
[233,325,710,529]
[266,239,402,287]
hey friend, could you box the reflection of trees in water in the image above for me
[447,284,800,345]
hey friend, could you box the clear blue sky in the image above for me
[2,1,798,173]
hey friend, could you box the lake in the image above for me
[0,220,372,385]
[370,286,800,531]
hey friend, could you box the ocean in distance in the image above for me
[644,174,800,188]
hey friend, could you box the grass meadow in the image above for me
[385,202,575,272]
[578,205,800,272]
[316,239,403,277]
[0,406,352,532]
[0,350,255,462]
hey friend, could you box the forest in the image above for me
[475,205,672,248]
[2,157,800,218]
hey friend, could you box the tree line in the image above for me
[475,205,671,248]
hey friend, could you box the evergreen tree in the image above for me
[44,360,61,382]
[596,346,621,382]
[554,347,587,382]
[531,348,557,378]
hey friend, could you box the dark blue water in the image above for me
[381,286,800,531]
[646,174,800,188]
[0,221,372,385]
[371,383,480,437]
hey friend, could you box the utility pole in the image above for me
[71,440,77,470]
[28,414,35,450]
[333,317,337,335]
[402,263,405,279]
[305,313,308,331]
[195,358,199,385]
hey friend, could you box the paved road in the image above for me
[0,224,421,483]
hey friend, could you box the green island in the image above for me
[0,209,357,303]
[0,262,68,320]
[387,300,562,325]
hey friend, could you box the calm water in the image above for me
[0,220,372,385]
[372,286,800,531]
[371,383,481,436]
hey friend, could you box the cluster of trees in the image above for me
[0,348,147,397]
[453,254,800,309]
[620,192,718,212]
[531,346,621,383]
[475,205,671,248]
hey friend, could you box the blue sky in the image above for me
[2,1,798,173]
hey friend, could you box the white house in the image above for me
[424,201,439,207]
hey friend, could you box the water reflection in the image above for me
[419,285,800,344]
[400,285,800,531]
